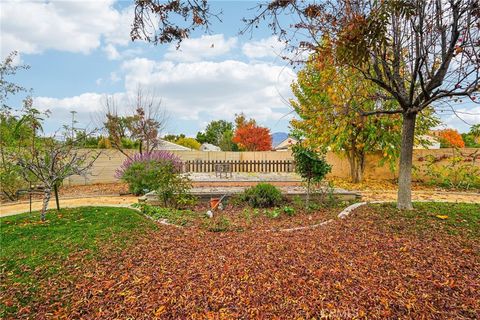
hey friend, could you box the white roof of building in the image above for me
[200,143,221,151]
[273,137,298,151]
[157,139,192,151]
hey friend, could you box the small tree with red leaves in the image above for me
[233,114,272,151]
[437,129,465,148]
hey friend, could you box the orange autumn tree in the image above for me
[437,129,465,148]
[233,113,272,151]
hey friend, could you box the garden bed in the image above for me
[140,186,361,205]
[136,200,347,232]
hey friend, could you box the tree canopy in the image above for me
[291,43,440,182]
[233,114,272,151]
[437,129,465,148]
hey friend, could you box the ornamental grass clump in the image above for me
[115,151,183,195]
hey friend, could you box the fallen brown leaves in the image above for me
[5,205,480,319]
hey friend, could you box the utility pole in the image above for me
[70,110,77,139]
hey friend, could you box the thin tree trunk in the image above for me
[397,112,417,210]
[54,183,60,211]
[41,188,52,221]
[306,178,311,209]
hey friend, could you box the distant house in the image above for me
[273,136,299,151]
[271,132,289,147]
[414,135,440,149]
[157,139,192,151]
[200,143,221,151]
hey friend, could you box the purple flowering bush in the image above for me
[115,151,183,195]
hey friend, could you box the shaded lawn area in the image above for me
[1,203,479,318]
[0,207,156,317]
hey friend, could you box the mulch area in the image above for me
[9,205,479,319]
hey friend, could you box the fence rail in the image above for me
[184,160,295,173]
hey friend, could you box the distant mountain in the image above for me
[271,132,289,148]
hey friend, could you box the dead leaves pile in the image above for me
[3,206,480,319]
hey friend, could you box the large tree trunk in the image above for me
[397,112,417,210]
[346,151,365,183]
[41,187,52,221]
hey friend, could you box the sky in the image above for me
[1,0,479,136]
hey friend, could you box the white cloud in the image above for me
[0,1,133,59]
[103,44,120,60]
[164,34,237,62]
[242,36,286,59]
[35,93,106,114]
[103,5,134,46]
[110,72,121,82]
[121,57,296,122]
[33,92,136,132]
[33,57,296,133]
[441,105,480,133]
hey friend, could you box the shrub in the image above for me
[120,137,140,149]
[206,215,232,232]
[175,137,201,150]
[115,151,183,195]
[97,136,111,149]
[155,164,195,208]
[265,208,281,219]
[283,206,295,216]
[292,144,332,207]
[241,183,283,208]
[0,163,26,201]
[416,152,480,190]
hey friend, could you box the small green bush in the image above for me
[206,215,232,232]
[155,164,195,208]
[265,208,281,219]
[283,206,295,216]
[119,160,163,195]
[292,144,332,208]
[240,183,283,208]
[116,151,185,198]
[415,152,480,190]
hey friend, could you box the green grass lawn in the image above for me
[0,206,156,316]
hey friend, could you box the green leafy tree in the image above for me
[291,46,439,183]
[175,137,201,150]
[164,134,186,142]
[0,52,34,200]
[462,124,480,148]
[0,103,35,200]
[218,130,238,151]
[291,144,332,208]
[196,120,238,151]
